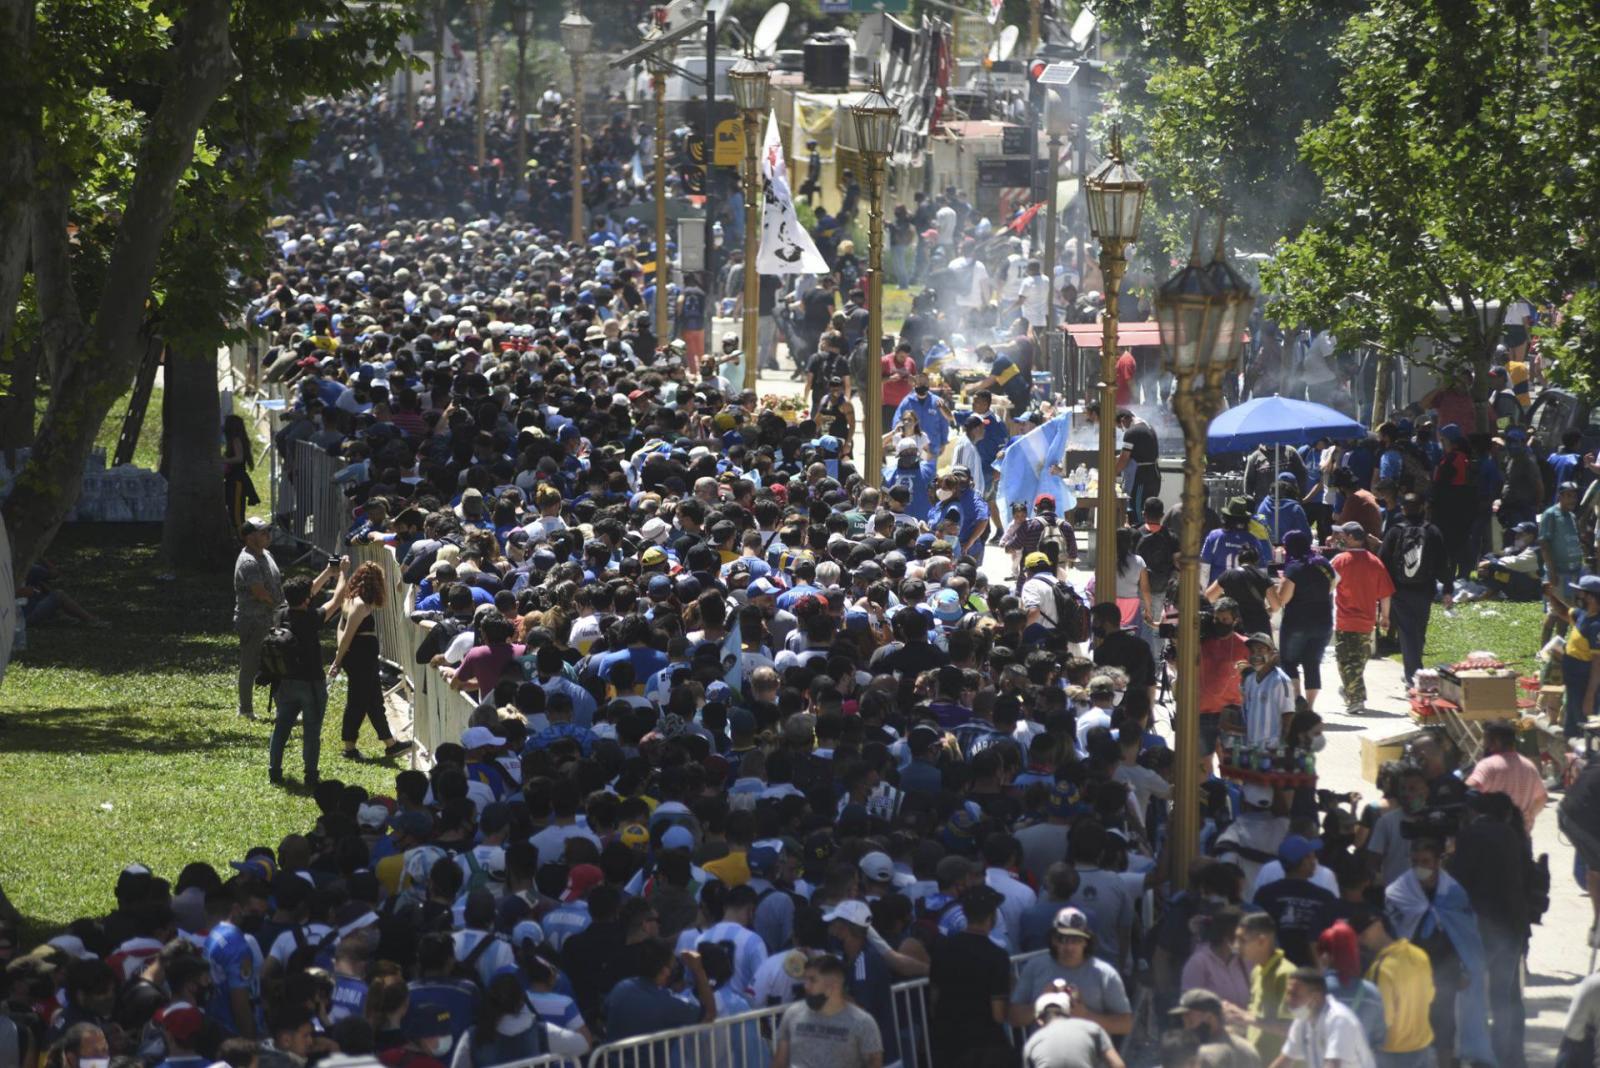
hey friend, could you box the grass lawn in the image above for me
[1409,598,1548,671]
[0,524,401,940]
[33,385,166,473]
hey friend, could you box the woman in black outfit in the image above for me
[222,413,258,531]
[328,560,411,760]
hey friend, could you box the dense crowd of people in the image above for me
[6,86,1599,1068]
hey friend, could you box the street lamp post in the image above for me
[1043,94,1067,338]
[729,51,771,392]
[560,7,593,245]
[472,0,487,169]
[644,38,670,343]
[1083,125,1147,604]
[851,79,899,478]
[1156,220,1256,888]
[510,0,529,173]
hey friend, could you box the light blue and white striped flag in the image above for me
[997,412,1076,521]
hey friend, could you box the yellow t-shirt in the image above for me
[1248,948,1296,1062]
[702,849,750,887]
[375,852,406,897]
[1368,938,1435,1052]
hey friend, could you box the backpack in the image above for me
[1038,518,1072,569]
[454,932,499,984]
[257,610,299,686]
[1394,522,1429,583]
[1049,579,1090,643]
[459,849,491,895]
[1528,851,1552,925]
[1396,446,1431,494]
[288,924,340,971]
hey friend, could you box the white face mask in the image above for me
[1412,865,1437,884]
[80,1059,110,1068]
[1289,1005,1311,1022]
[427,1036,454,1056]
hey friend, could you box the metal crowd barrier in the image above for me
[889,978,933,1068]
[587,1002,786,1068]
[290,439,351,558]
[497,1056,585,1068]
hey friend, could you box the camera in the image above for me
[1400,806,1461,840]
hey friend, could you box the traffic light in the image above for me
[1028,59,1048,111]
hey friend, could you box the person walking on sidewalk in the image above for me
[1378,493,1452,686]
[233,517,284,721]
[1331,521,1394,715]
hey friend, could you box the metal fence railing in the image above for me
[496,1056,585,1068]
[290,439,352,559]
[587,1003,786,1068]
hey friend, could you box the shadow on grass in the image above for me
[0,707,255,755]
[16,633,236,677]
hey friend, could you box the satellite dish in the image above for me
[704,0,731,24]
[1068,8,1096,49]
[752,2,789,57]
[988,24,1019,63]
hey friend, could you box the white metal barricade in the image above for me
[496,1055,584,1068]
[889,978,933,1068]
[587,1002,786,1068]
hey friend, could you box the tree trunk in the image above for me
[0,0,36,385]
[1,0,234,580]
[1372,349,1393,421]
[160,337,235,571]
[0,342,40,456]
[433,0,446,121]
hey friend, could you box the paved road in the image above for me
[757,359,1590,1063]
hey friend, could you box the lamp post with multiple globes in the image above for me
[850,79,899,479]
[729,51,771,392]
[559,8,593,245]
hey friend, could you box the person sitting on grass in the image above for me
[20,559,109,629]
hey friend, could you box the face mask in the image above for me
[937,489,953,501]
[1289,1005,1311,1022]
[238,914,264,935]
[80,1060,109,1068]
[427,1036,454,1056]
[804,993,828,1011]
[1412,865,1436,883]
[915,386,929,397]
[1311,734,1327,752]
[1248,654,1266,667]
[1405,797,1426,814]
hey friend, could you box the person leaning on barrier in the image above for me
[1022,981,1127,1068]
[771,954,883,1068]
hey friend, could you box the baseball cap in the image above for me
[240,517,271,536]
[156,1002,205,1043]
[932,588,963,622]
[642,546,668,568]
[960,885,1004,917]
[1024,551,1051,570]
[858,851,895,884]
[620,823,650,849]
[562,863,604,902]
[1167,989,1224,1016]
[460,726,504,750]
[822,900,873,927]
[1034,982,1073,1018]
[510,920,545,949]
[1573,575,1600,597]
[1245,631,1276,651]
[229,855,277,881]
[1560,480,1581,494]
[661,825,696,851]
[1277,834,1322,868]
[1052,906,1092,938]
[748,845,782,876]
[647,574,673,599]
[1337,521,1366,536]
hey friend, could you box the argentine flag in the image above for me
[720,616,743,696]
[997,413,1076,521]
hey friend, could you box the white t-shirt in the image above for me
[1283,997,1377,1068]
[935,205,958,247]
[529,823,603,868]
[1019,274,1050,328]
[1247,859,1340,901]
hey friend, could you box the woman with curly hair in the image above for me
[329,560,410,760]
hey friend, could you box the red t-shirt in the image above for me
[454,642,527,695]
[882,353,917,407]
[1199,632,1250,714]
[1115,351,1137,406]
[1331,550,1395,632]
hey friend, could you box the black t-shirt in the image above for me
[1281,555,1335,630]
[928,931,1011,1049]
[1093,631,1156,692]
[807,351,851,401]
[1252,877,1336,966]
[285,605,327,681]
[801,287,836,332]
[868,639,950,677]
[759,274,781,315]
[1218,565,1273,635]
[1120,419,1160,466]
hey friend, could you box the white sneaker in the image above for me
[1346,704,1364,716]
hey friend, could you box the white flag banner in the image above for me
[756,111,830,275]
[987,0,1003,24]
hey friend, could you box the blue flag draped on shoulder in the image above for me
[997,413,1075,521]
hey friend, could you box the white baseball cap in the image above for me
[821,900,873,927]
[460,726,506,750]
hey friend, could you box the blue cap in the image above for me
[648,574,674,598]
[814,435,841,455]
[1573,575,1600,597]
[1505,426,1527,441]
[933,588,962,622]
[558,423,581,442]
[1277,834,1322,867]
[1395,418,1414,434]
[661,825,695,851]
[748,845,781,875]
[843,609,871,632]
[1046,783,1079,817]
[1440,423,1464,443]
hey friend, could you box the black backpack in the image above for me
[257,609,299,686]
[1050,579,1090,643]
[1038,518,1072,568]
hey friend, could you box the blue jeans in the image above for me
[1390,587,1434,682]
[270,678,327,778]
[890,244,912,287]
[1482,922,1527,1068]
[1376,1050,1435,1068]
[1279,621,1332,692]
